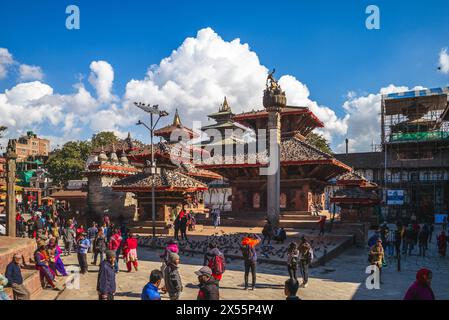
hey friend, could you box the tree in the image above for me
[0,126,7,138]
[46,140,92,185]
[306,132,332,154]
[0,126,7,152]
[91,131,118,149]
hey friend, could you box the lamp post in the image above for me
[134,102,169,237]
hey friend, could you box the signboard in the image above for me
[435,214,448,224]
[387,190,404,205]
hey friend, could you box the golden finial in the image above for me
[173,109,182,126]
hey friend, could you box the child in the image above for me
[160,239,179,276]
[287,242,299,280]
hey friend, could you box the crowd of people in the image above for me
[0,205,444,301]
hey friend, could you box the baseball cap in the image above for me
[194,266,212,277]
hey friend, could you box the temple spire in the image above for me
[220,96,231,112]
[173,109,182,126]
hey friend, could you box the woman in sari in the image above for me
[35,243,57,289]
[47,238,68,276]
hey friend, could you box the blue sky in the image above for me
[1,0,449,151]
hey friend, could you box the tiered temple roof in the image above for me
[112,165,208,193]
[232,106,324,138]
[331,171,380,205]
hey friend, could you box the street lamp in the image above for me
[134,102,169,237]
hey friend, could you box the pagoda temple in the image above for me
[197,74,351,220]
[107,112,220,233]
[330,171,380,223]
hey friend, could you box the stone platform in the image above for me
[0,236,42,299]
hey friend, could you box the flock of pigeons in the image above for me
[137,230,338,263]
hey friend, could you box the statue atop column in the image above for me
[263,69,286,228]
[263,69,287,111]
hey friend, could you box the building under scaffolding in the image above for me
[381,87,449,221]
[336,86,449,222]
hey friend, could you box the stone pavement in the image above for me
[34,225,449,300]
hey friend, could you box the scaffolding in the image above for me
[380,87,449,221]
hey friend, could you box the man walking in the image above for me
[77,233,90,274]
[87,222,98,253]
[241,234,261,290]
[97,250,117,300]
[195,266,219,300]
[62,223,75,256]
[212,207,221,230]
[162,252,183,300]
[5,254,30,300]
[298,236,313,288]
[141,270,163,300]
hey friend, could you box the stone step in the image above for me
[279,214,321,221]
[129,221,167,228]
[129,226,170,235]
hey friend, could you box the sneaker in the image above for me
[302,282,308,288]
[244,286,248,291]
[251,287,256,291]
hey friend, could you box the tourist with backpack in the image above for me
[241,234,261,290]
[195,266,219,300]
[298,236,313,288]
[203,242,226,284]
[287,242,299,280]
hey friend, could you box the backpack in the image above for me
[209,255,226,275]
[241,244,254,261]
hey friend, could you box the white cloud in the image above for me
[0,32,434,154]
[279,75,349,141]
[124,27,351,144]
[88,60,115,103]
[439,48,449,74]
[19,64,44,81]
[0,48,14,79]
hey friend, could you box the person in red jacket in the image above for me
[123,232,138,272]
[318,216,326,236]
[108,228,122,273]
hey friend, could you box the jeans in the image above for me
[299,260,309,284]
[114,249,121,272]
[88,238,95,253]
[77,253,88,274]
[403,241,414,255]
[93,251,104,265]
[262,236,271,245]
[214,217,220,227]
[419,244,427,257]
[386,243,395,256]
[65,241,73,255]
[244,261,257,288]
[288,265,297,280]
[180,226,188,240]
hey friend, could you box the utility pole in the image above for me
[134,103,169,237]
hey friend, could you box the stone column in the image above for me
[6,139,17,237]
[263,71,286,227]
